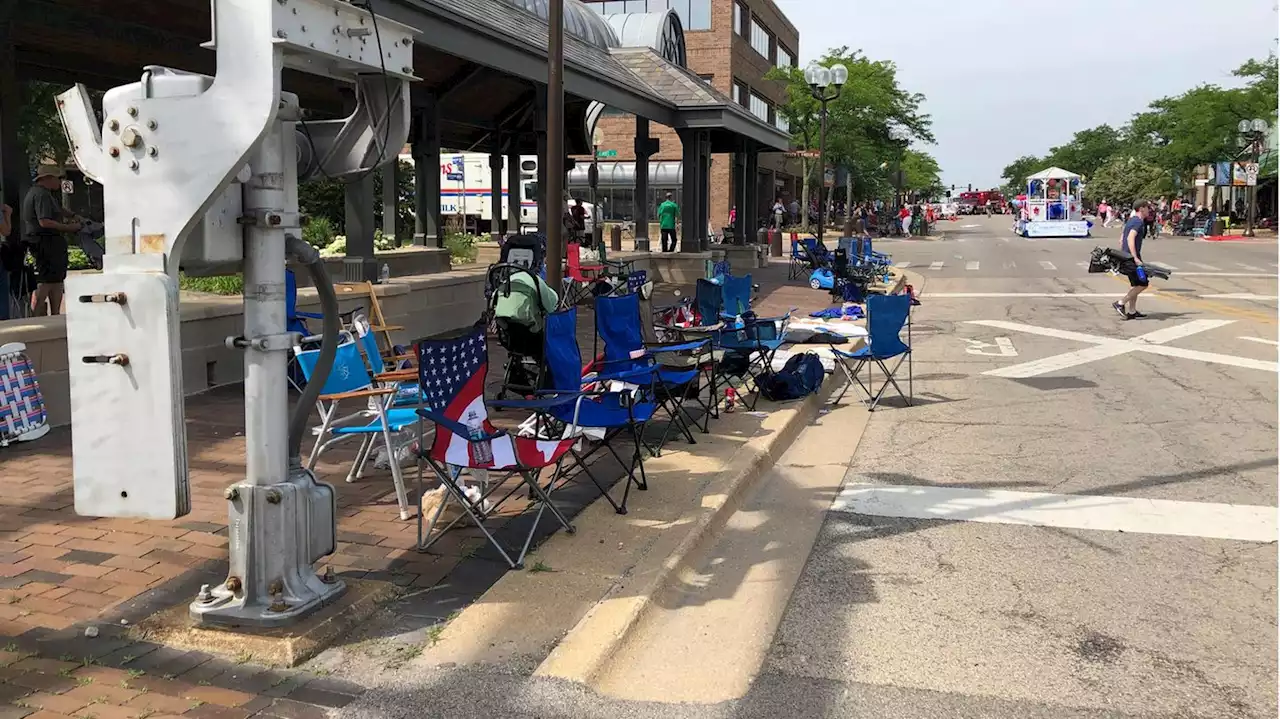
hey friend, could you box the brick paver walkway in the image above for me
[0,260,815,718]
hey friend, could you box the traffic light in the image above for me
[950,184,955,193]
[945,189,951,198]
[968,183,973,192]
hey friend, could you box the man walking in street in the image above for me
[657,191,679,253]
[1113,200,1151,320]
[22,164,80,316]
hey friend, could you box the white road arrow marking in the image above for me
[929,261,944,270]
[1239,337,1280,346]
[1039,261,1057,270]
[965,319,1277,376]
[963,337,1017,357]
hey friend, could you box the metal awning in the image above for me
[567,161,683,188]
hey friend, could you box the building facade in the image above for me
[575,0,801,233]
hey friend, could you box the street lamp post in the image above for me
[804,63,847,245]
[1237,118,1268,237]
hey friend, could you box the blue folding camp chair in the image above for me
[594,293,713,454]
[414,326,579,569]
[788,238,809,280]
[718,309,793,411]
[540,307,658,515]
[295,339,415,519]
[720,273,754,319]
[829,293,913,410]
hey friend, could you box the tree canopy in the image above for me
[766,46,938,217]
[999,53,1277,196]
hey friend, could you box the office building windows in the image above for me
[749,92,769,123]
[777,44,795,69]
[687,0,711,30]
[734,2,745,35]
[749,16,770,58]
[775,114,789,133]
[733,80,748,107]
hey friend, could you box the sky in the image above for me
[774,0,1279,189]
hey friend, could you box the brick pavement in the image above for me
[0,260,814,718]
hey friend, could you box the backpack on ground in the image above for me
[760,352,825,402]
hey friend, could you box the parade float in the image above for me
[1021,166,1090,238]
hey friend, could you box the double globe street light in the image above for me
[804,62,847,244]
[1237,118,1269,237]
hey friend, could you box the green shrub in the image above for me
[303,216,335,249]
[444,232,477,264]
[179,273,244,295]
[67,247,91,271]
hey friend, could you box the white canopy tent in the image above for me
[1026,166,1081,181]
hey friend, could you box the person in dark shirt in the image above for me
[1112,200,1151,320]
[22,164,80,316]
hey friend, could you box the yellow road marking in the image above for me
[1107,276,1277,324]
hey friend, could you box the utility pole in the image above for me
[545,0,565,288]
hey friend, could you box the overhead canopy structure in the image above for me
[1026,166,1081,181]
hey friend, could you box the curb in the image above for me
[533,378,842,686]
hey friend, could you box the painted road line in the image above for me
[929,261,944,270]
[1039,261,1056,270]
[1239,337,1280,346]
[968,319,1279,375]
[928,293,1120,298]
[1002,261,1017,269]
[1201,293,1278,301]
[831,484,1277,543]
[1177,272,1277,278]
[1187,262,1222,271]
[895,261,911,269]
[965,261,980,271]
[999,237,1011,243]
[1237,263,1266,271]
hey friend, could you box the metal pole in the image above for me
[1246,136,1258,237]
[545,0,565,289]
[817,102,827,244]
[242,123,289,487]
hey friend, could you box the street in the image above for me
[337,217,1278,718]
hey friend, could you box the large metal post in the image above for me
[535,87,549,236]
[0,23,22,321]
[490,134,504,242]
[734,142,748,243]
[243,127,290,487]
[343,174,376,281]
[412,99,442,247]
[545,0,565,288]
[381,159,397,242]
[816,105,829,244]
[506,148,521,232]
[678,129,706,254]
[634,117,653,251]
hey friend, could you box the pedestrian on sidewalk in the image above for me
[898,205,911,237]
[23,164,80,317]
[1113,200,1151,320]
[657,192,680,253]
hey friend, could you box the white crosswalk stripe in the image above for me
[1076,262,1088,268]
[1003,261,1017,269]
[1188,262,1221,271]
[1160,263,1178,270]
[1039,261,1057,270]
[929,261,944,270]
[965,261,979,271]
[895,261,911,269]
[1237,263,1265,271]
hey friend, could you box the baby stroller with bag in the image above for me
[487,262,556,399]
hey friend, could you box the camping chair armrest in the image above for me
[370,324,404,332]
[644,338,710,354]
[487,394,582,411]
[415,408,505,441]
[318,387,395,402]
[295,311,324,320]
[375,368,418,382]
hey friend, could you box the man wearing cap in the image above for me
[22,164,80,316]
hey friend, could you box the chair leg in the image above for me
[307,401,336,469]
[346,435,374,483]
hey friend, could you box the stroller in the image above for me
[487,262,554,400]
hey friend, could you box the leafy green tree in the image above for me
[1087,157,1173,206]
[768,46,934,226]
[296,159,416,243]
[902,150,944,199]
[1000,155,1045,194]
[18,81,73,168]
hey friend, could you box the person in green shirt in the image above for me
[657,192,680,253]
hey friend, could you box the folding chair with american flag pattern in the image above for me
[413,325,581,569]
[0,343,50,447]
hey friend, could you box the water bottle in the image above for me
[1135,265,1147,282]
[379,263,391,284]
[465,410,493,466]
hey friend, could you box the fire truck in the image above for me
[397,152,594,234]
[957,190,1007,215]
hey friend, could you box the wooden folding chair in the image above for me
[334,281,404,358]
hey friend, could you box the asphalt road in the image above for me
[336,216,1277,718]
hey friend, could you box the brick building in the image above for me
[572,0,801,232]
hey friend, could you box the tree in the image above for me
[1087,157,1173,206]
[997,54,1278,194]
[1000,155,1045,194]
[901,150,944,199]
[768,46,935,225]
[295,159,416,243]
